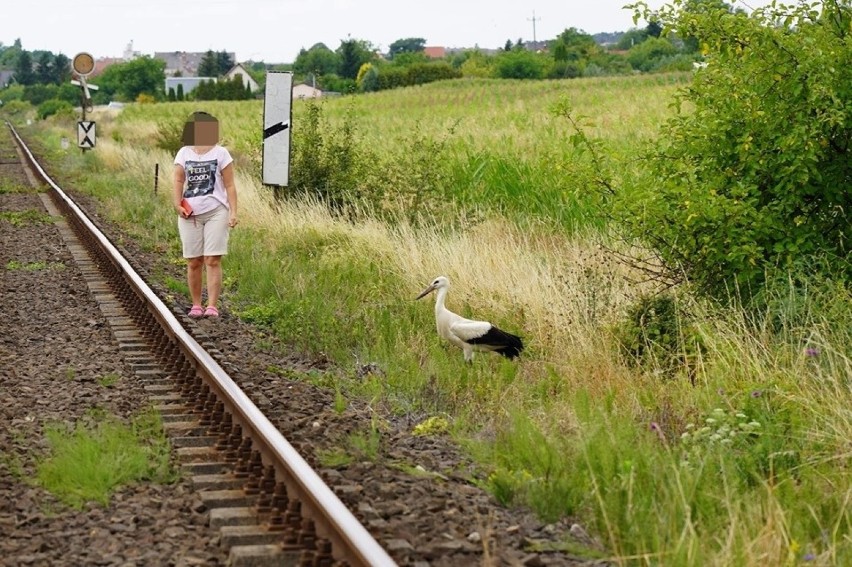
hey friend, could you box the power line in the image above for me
[527,10,541,45]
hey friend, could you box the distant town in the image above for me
[2,22,709,112]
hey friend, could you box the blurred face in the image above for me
[182,119,219,145]
[192,121,218,145]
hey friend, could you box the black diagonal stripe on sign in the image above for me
[263,121,289,139]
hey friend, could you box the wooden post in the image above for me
[154,163,159,194]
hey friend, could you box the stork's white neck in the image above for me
[434,286,448,315]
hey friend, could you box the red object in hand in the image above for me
[179,198,193,217]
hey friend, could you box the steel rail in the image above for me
[7,122,397,567]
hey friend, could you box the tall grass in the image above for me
[30,75,851,565]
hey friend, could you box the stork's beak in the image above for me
[416,283,436,300]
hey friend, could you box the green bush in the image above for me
[615,293,703,379]
[375,62,461,91]
[0,99,32,119]
[360,66,379,92]
[37,99,73,120]
[404,62,461,85]
[493,50,548,80]
[287,100,374,208]
[626,37,679,72]
[193,76,254,101]
[0,84,26,102]
[154,118,185,155]
[317,73,355,94]
[623,2,851,299]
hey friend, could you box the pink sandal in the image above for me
[204,306,219,318]
[188,305,204,318]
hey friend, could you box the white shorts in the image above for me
[178,205,230,258]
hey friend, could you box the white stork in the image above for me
[416,276,524,362]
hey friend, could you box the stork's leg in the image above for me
[463,346,474,363]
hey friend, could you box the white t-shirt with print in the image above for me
[174,145,234,215]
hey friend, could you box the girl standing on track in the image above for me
[173,111,238,318]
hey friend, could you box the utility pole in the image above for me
[528,10,541,45]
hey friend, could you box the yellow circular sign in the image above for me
[72,52,95,76]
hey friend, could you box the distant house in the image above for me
[292,83,322,99]
[423,46,446,59]
[525,40,549,53]
[0,69,14,88]
[224,63,259,92]
[154,51,235,77]
[156,51,204,77]
[165,76,217,96]
[90,57,122,78]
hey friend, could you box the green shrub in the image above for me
[615,293,703,379]
[287,99,373,208]
[623,2,851,300]
[626,37,679,72]
[375,62,461,91]
[154,118,185,155]
[404,62,461,85]
[493,50,548,80]
[0,99,33,119]
[0,84,26,102]
[360,66,379,92]
[37,99,73,120]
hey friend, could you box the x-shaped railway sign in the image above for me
[77,121,96,149]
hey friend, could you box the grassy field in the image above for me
[19,73,850,566]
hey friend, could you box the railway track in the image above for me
[1,120,596,567]
[3,121,396,566]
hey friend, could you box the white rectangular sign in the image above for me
[262,71,293,186]
[77,121,96,149]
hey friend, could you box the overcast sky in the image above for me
[5,0,774,63]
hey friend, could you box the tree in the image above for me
[96,56,165,101]
[293,43,340,77]
[678,0,737,51]
[33,51,60,85]
[626,36,679,71]
[14,50,35,86]
[360,66,379,92]
[22,84,59,106]
[0,39,22,67]
[35,52,51,82]
[619,0,852,298]
[390,52,429,67]
[551,28,599,62]
[388,37,426,59]
[53,54,70,84]
[646,20,663,38]
[192,76,253,101]
[198,50,219,77]
[337,37,375,80]
[459,51,492,78]
[193,79,216,100]
[616,28,649,50]
[493,50,547,79]
[216,50,234,75]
